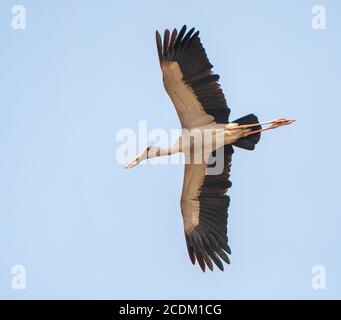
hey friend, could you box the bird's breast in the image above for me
[179,128,226,163]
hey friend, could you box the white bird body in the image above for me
[182,124,248,158]
[154,123,248,157]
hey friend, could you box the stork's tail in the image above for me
[232,114,261,151]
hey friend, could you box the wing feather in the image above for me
[156,25,231,129]
[180,145,234,271]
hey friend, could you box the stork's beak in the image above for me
[124,151,146,169]
[124,155,140,169]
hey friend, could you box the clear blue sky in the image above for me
[1,0,340,299]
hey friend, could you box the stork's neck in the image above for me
[157,140,181,157]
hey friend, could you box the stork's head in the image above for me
[124,146,159,169]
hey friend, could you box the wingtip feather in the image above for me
[155,30,163,63]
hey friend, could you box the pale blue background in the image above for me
[0,0,340,299]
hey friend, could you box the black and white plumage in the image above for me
[155,26,230,126]
[125,25,294,272]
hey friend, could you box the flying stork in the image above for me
[125,25,294,272]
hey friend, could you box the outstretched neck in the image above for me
[156,142,181,157]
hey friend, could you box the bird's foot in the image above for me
[268,118,295,128]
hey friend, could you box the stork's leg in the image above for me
[240,118,295,138]
[233,118,294,129]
